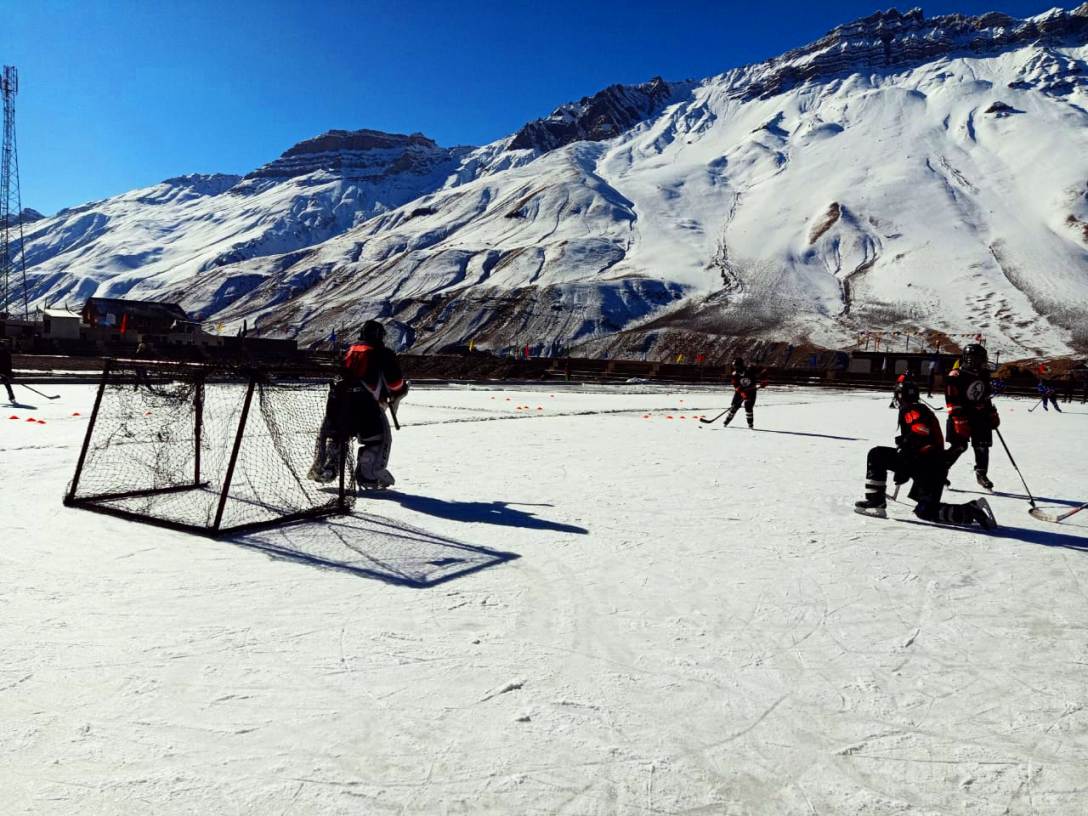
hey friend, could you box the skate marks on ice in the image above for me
[228,512,519,588]
[364,491,589,535]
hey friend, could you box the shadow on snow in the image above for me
[894,518,1088,552]
[726,427,864,442]
[364,491,590,535]
[948,487,1085,507]
[228,512,520,588]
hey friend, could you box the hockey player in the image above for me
[944,343,1000,490]
[343,320,408,490]
[855,375,996,529]
[1036,379,1062,413]
[722,357,763,429]
[0,338,15,403]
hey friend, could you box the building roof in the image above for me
[41,306,81,319]
[83,297,190,322]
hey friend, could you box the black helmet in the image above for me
[894,374,920,407]
[734,357,746,370]
[360,320,385,345]
[962,343,988,371]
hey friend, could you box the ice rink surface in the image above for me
[2,382,1087,814]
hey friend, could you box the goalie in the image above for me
[308,320,408,490]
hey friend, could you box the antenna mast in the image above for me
[1,65,29,320]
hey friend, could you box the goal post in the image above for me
[64,358,355,536]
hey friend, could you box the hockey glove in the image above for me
[989,407,1000,429]
[951,414,971,439]
[390,380,410,409]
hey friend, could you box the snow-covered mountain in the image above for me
[17,4,1088,357]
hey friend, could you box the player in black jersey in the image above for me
[945,343,1000,490]
[722,358,763,429]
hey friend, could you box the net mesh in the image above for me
[66,361,354,533]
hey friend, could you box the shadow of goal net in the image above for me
[64,359,355,535]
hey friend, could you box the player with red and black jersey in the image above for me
[945,343,1000,489]
[722,357,764,429]
[308,320,409,491]
[855,375,995,528]
[343,320,408,490]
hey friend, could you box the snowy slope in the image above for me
[16,4,1088,357]
[3,383,1087,813]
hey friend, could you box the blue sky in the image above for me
[4,0,1062,214]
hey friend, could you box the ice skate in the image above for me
[357,467,395,492]
[975,469,994,491]
[854,498,887,519]
[970,498,997,530]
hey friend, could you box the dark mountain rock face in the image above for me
[15,208,43,223]
[508,77,676,153]
[245,129,457,181]
[741,3,1088,100]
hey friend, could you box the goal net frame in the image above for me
[64,358,354,536]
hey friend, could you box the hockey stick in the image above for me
[388,401,401,431]
[1028,399,1043,413]
[994,428,1037,509]
[17,383,60,400]
[698,408,730,424]
[1029,502,1087,524]
[699,383,766,424]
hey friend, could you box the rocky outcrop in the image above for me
[4,207,44,224]
[134,174,242,205]
[245,129,461,181]
[509,77,677,153]
[739,4,1088,100]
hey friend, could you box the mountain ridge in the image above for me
[13,4,1088,358]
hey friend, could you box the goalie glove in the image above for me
[390,380,410,409]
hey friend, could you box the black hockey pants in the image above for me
[866,446,979,526]
[945,420,991,475]
[723,391,756,428]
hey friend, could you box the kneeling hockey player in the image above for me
[945,343,1000,489]
[722,357,763,429]
[855,375,996,529]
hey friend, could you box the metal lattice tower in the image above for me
[1,65,29,320]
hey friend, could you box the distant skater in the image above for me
[0,339,15,403]
[722,357,763,429]
[1037,380,1062,413]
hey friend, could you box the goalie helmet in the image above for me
[360,319,385,345]
[961,343,988,371]
[893,374,920,408]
